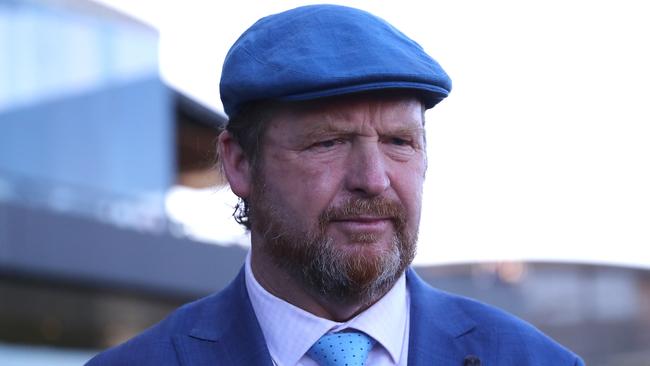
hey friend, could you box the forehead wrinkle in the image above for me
[293,112,425,142]
[277,97,425,141]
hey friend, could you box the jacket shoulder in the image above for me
[408,269,584,365]
[452,292,581,363]
[85,286,238,366]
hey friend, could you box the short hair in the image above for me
[221,101,278,230]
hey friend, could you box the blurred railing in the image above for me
[0,170,168,234]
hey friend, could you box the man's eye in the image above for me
[390,137,410,146]
[318,140,336,148]
[312,139,343,149]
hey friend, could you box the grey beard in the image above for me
[299,234,407,306]
[253,196,416,306]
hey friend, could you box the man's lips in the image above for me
[332,216,392,222]
[329,216,393,231]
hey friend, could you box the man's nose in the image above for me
[344,142,390,197]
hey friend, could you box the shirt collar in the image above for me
[245,251,408,366]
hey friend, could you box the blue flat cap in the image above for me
[220,4,451,118]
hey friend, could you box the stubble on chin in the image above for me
[251,188,417,307]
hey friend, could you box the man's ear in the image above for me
[217,131,252,199]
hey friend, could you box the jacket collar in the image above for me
[172,266,495,366]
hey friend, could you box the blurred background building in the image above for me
[0,0,648,365]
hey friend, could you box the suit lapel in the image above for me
[406,268,496,366]
[172,269,274,366]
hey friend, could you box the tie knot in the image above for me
[307,331,376,366]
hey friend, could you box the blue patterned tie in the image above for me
[307,331,376,366]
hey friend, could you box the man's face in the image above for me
[249,94,426,305]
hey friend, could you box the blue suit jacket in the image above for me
[87,268,584,365]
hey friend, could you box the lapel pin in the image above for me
[463,355,481,366]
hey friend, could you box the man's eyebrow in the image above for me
[382,124,425,136]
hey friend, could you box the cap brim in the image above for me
[277,81,450,109]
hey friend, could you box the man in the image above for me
[88,4,584,366]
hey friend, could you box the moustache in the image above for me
[319,197,408,228]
